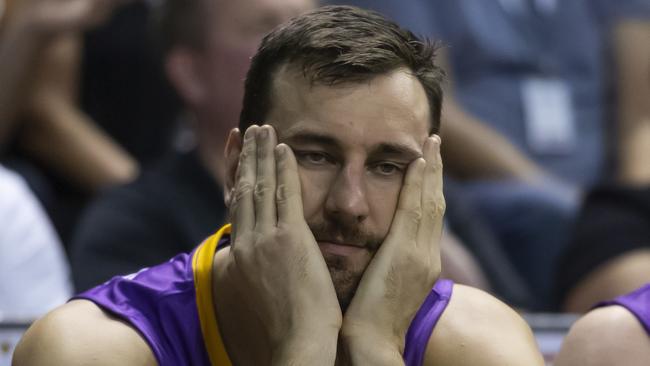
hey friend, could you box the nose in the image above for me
[324,163,370,224]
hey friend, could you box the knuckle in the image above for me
[274,226,291,241]
[275,183,299,203]
[424,197,446,218]
[231,243,250,263]
[398,207,422,224]
[234,181,254,202]
[253,180,272,200]
[433,198,446,217]
[431,160,443,172]
[240,145,255,162]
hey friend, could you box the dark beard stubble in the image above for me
[308,219,383,312]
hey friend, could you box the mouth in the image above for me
[317,241,367,257]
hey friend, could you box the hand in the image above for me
[225,125,341,364]
[9,0,134,34]
[341,135,444,362]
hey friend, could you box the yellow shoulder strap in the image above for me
[192,224,233,366]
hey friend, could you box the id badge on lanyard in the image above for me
[521,78,576,154]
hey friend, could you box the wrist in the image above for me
[340,325,405,365]
[271,329,339,366]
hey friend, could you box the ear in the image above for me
[165,47,206,106]
[223,128,243,208]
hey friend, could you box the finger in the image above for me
[254,125,278,230]
[275,143,305,225]
[430,136,446,260]
[418,136,445,247]
[419,136,445,265]
[232,125,258,242]
[387,157,425,245]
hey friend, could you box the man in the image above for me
[555,284,650,366]
[70,0,315,291]
[14,6,543,365]
[70,0,488,297]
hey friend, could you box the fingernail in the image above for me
[432,134,441,145]
[244,126,256,140]
[260,127,269,139]
[276,144,286,157]
[418,157,426,169]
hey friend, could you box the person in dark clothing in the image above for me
[71,150,226,291]
[556,185,650,312]
[70,0,316,289]
[81,2,181,166]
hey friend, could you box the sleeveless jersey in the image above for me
[596,283,650,336]
[73,224,453,366]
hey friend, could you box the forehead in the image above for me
[266,65,431,153]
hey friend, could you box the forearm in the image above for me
[613,20,650,185]
[0,16,50,145]
[619,117,650,185]
[20,96,138,191]
[18,34,138,191]
[440,100,545,183]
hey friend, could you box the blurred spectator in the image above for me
[554,283,650,366]
[328,0,650,309]
[1,0,139,243]
[70,0,316,291]
[555,19,650,312]
[80,1,181,166]
[401,0,649,185]
[1,0,150,320]
[0,165,72,320]
[557,186,650,312]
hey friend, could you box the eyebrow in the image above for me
[282,131,342,150]
[282,130,422,161]
[368,142,422,161]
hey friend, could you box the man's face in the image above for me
[266,65,431,309]
[196,0,314,130]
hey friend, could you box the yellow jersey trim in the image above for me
[192,224,233,366]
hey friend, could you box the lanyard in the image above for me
[0,0,5,26]
[498,0,558,16]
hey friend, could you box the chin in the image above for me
[323,254,365,312]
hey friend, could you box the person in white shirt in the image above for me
[0,165,72,320]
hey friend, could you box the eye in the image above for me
[295,151,335,166]
[371,162,404,176]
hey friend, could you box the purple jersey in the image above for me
[73,224,453,366]
[596,283,650,336]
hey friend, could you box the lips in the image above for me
[317,241,367,257]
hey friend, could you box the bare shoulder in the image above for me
[423,284,544,366]
[555,305,650,366]
[13,300,156,366]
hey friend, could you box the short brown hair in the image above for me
[239,5,444,134]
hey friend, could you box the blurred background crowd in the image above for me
[0,0,649,361]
